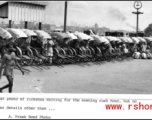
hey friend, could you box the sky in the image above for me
[0,1,152,32]
[43,1,152,31]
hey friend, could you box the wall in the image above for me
[8,2,45,23]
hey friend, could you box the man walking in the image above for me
[0,43,24,93]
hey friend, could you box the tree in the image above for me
[144,23,152,37]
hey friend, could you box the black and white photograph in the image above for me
[0,1,152,119]
[0,1,151,94]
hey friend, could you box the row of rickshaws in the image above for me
[0,27,152,66]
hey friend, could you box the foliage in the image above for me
[144,23,152,37]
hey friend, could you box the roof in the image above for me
[0,2,8,8]
[19,1,46,6]
[0,1,46,8]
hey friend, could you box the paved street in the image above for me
[0,58,152,94]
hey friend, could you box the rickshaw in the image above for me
[90,35,108,60]
[109,36,125,58]
[131,37,148,58]
[49,32,74,64]
[138,37,146,43]
[67,32,94,62]
[119,37,135,57]
[144,37,152,49]
[131,37,141,52]
[34,30,54,65]
[21,29,49,65]
[137,37,147,53]
[105,36,122,59]
[67,32,79,60]
[143,37,152,54]
[74,32,94,62]
[6,28,33,66]
[125,37,134,55]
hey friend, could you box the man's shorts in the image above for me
[3,67,14,79]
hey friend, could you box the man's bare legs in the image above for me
[0,76,13,93]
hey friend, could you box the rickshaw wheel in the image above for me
[26,59,33,66]
[16,46,22,58]
[27,47,34,58]
[86,49,90,56]
[42,49,47,57]
[20,60,26,66]
[76,57,80,62]
[89,47,95,55]
[60,48,66,56]
[67,49,73,56]
[70,48,77,56]
[17,59,24,66]
[56,59,62,65]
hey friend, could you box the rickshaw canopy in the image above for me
[131,37,140,44]
[34,30,52,45]
[100,36,110,44]
[144,37,152,42]
[114,37,122,43]
[50,32,72,44]
[124,37,133,43]
[34,30,52,39]
[119,37,129,43]
[91,35,109,44]
[50,32,69,41]
[6,28,28,38]
[50,32,71,46]
[138,37,146,43]
[111,37,122,42]
[106,36,118,42]
[0,27,12,40]
[89,36,94,41]
[74,32,92,41]
[67,33,78,40]
[21,29,37,37]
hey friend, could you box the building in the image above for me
[0,1,46,29]
[105,31,124,37]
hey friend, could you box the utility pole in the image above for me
[64,1,68,33]
[132,1,143,37]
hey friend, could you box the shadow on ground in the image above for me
[17,57,134,72]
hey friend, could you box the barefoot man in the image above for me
[0,43,24,93]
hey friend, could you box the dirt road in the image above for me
[0,58,152,94]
